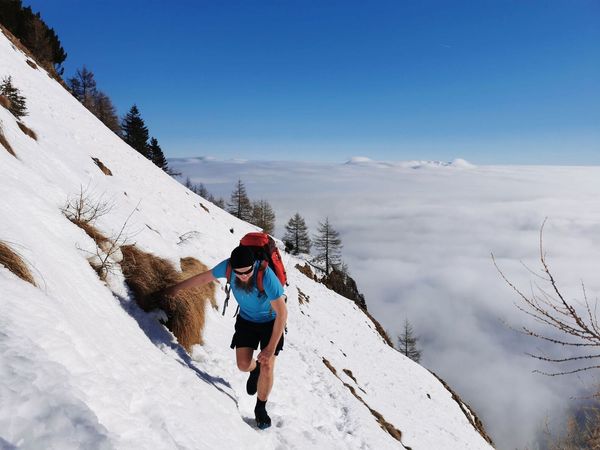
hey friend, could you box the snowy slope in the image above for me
[0,29,492,450]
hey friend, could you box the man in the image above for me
[166,245,287,429]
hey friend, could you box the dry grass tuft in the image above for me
[71,219,110,246]
[121,245,211,352]
[26,59,37,69]
[91,157,113,176]
[0,127,16,157]
[0,94,10,110]
[0,241,35,286]
[68,218,114,279]
[343,368,357,383]
[17,122,37,140]
[363,309,395,348]
[430,371,494,445]
[322,357,337,375]
[297,287,310,304]
[295,263,316,280]
[180,257,217,309]
[322,357,407,446]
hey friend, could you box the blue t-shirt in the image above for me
[212,259,284,323]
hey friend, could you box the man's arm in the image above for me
[257,296,287,364]
[165,270,216,297]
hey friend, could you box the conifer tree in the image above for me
[148,137,167,168]
[397,319,422,363]
[251,200,276,235]
[121,105,150,158]
[67,66,97,110]
[93,91,120,135]
[0,2,67,74]
[313,217,342,274]
[0,76,27,119]
[227,179,253,221]
[283,213,311,255]
[212,197,226,209]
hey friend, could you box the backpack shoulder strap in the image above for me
[222,261,232,316]
[225,261,232,284]
[256,260,269,293]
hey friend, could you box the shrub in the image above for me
[120,245,215,352]
[0,240,35,286]
[61,186,111,225]
[0,76,27,119]
[61,188,121,280]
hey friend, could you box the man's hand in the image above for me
[257,346,275,364]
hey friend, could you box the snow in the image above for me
[0,29,492,449]
[168,155,600,448]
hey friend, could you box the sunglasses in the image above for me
[233,267,253,276]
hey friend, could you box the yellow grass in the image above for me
[322,358,406,445]
[121,245,214,352]
[71,219,110,246]
[295,263,316,280]
[17,122,37,140]
[0,94,10,110]
[180,257,217,309]
[0,127,16,157]
[0,241,35,286]
[91,157,113,176]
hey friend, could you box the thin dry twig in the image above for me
[493,219,600,376]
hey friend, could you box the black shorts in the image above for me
[230,315,284,356]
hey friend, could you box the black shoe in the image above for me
[254,406,271,430]
[246,362,260,395]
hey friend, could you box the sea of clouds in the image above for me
[170,156,600,449]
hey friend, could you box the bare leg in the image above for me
[257,355,276,401]
[236,347,256,372]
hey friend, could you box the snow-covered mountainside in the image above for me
[0,28,493,449]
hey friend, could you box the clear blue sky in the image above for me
[24,1,600,164]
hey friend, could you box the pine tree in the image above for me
[0,2,67,74]
[283,213,311,255]
[121,105,150,158]
[397,319,422,363]
[227,179,253,221]
[251,199,276,235]
[0,76,27,118]
[313,217,342,274]
[148,137,167,169]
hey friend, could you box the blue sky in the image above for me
[25,1,600,164]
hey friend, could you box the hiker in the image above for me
[165,244,287,430]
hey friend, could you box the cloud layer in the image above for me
[171,157,600,449]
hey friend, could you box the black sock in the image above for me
[255,398,267,411]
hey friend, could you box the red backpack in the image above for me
[222,232,287,315]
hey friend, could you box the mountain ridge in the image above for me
[0,28,493,449]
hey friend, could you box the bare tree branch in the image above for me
[493,220,600,376]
